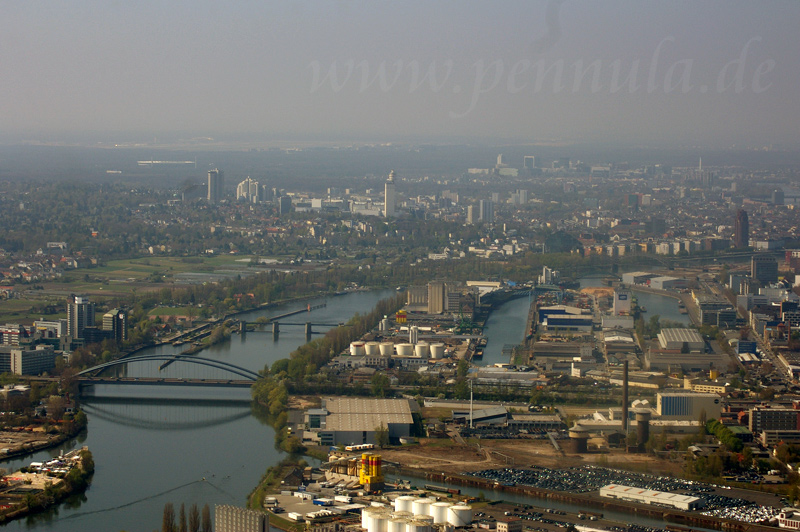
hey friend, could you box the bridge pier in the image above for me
[305,322,312,337]
[240,320,247,333]
[272,322,280,338]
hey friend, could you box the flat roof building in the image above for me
[315,397,416,446]
[658,328,705,351]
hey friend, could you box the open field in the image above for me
[378,437,684,477]
[0,255,271,324]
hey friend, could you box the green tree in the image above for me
[371,373,390,398]
[375,424,390,447]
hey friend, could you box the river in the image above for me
[1,283,690,531]
[0,290,394,532]
[480,295,531,366]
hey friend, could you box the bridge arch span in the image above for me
[77,355,261,381]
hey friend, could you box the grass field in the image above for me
[0,255,264,324]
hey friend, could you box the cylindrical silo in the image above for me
[412,499,431,517]
[380,342,394,356]
[446,506,472,527]
[407,520,432,532]
[372,512,390,532]
[415,515,434,525]
[365,342,380,355]
[414,342,429,358]
[389,518,408,532]
[396,343,414,356]
[394,496,415,513]
[391,511,413,520]
[350,342,366,356]
[429,343,445,359]
[363,507,377,529]
[430,502,451,524]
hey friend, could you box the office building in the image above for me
[384,170,396,218]
[466,205,477,224]
[523,156,536,169]
[749,407,800,433]
[236,177,260,203]
[734,209,749,248]
[479,199,493,223]
[0,345,56,376]
[103,309,128,343]
[67,295,94,340]
[215,505,268,532]
[751,255,778,284]
[207,169,224,204]
[277,195,292,215]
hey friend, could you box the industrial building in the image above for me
[621,272,656,285]
[313,398,416,446]
[657,392,721,421]
[657,328,705,351]
[215,505,267,532]
[600,484,703,511]
[649,276,688,290]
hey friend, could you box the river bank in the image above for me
[412,469,774,532]
[0,448,94,525]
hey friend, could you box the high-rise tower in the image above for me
[207,169,224,204]
[384,170,396,218]
[734,209,749,248]
[67,295,94,340]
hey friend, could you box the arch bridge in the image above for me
[76,355,262,384]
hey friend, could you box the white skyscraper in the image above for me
[384,170,396,218]
[236,177,260,203]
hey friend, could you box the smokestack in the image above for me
[622,361,629,433]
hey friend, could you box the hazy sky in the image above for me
[2,1,798,147]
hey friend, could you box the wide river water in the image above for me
[1,282,688,531]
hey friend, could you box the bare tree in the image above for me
[179,503,187,532]
[162,502,176,532]
[188,503,200,532]
[201,504,211,532]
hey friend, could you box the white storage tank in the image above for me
[380,342,394,356]
[396,343,414,357]
[391,511,413,520]
[414,515,434,525]
[430,502,451,524]
[446,505,473,527]
[372,513,390,532]
[362,508,376,529]
[409,326,419,344]
[350,342,366,356]
[412,498,432,517]
[389,518,409,532]
[429,343,445,359]
[414,342,429,358]
[406,520,432,532]
[380,317,390,331]
[365,342,381,355]
[394,496,415,513]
